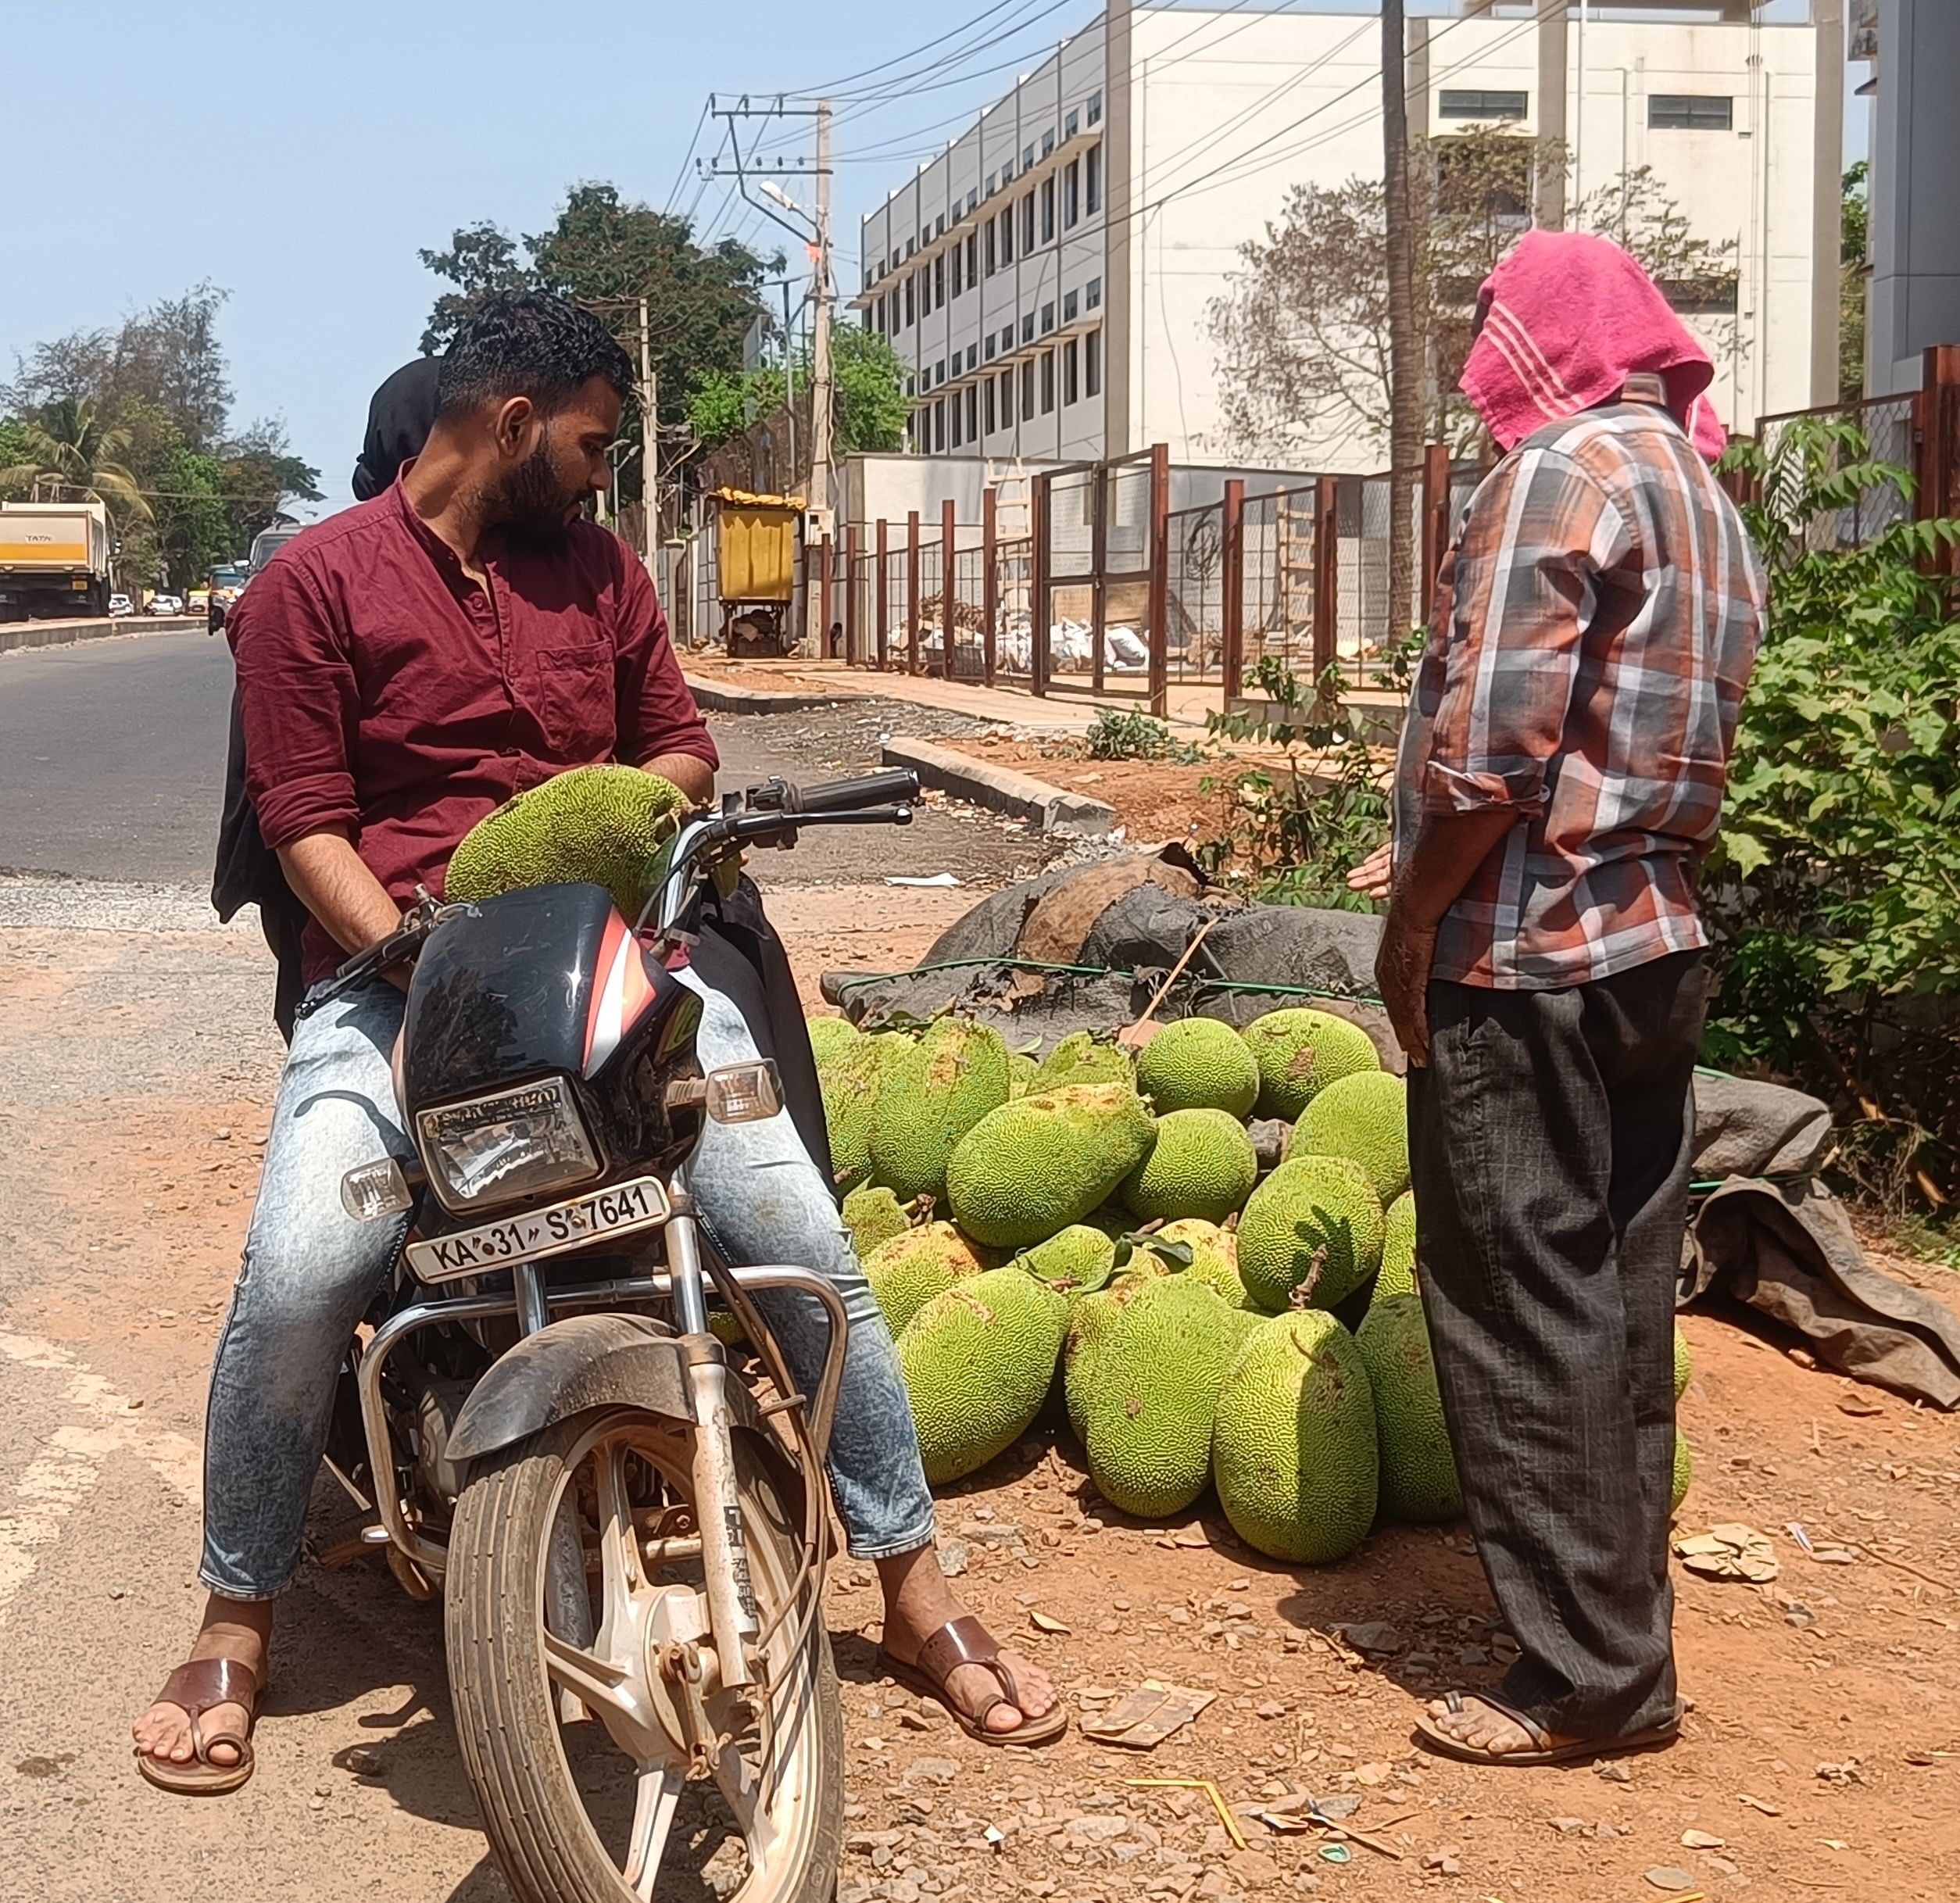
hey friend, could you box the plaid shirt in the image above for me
[1395,395,1765,989]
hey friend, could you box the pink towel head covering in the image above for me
[1459,227,1727,461]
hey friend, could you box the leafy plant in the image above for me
[1083,706,1199,763]
[1708,417,1960,1201]
[1199,659,1394,911]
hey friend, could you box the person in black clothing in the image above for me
[211,359,442,1037]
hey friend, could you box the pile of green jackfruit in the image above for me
[813,1005,1696,1566]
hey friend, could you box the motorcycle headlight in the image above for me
[416,1075,601,1214]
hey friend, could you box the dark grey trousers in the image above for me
[1407,949,1708,1739]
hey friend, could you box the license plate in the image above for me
[405,1175,671,1284]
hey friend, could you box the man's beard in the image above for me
[494,442,578,551]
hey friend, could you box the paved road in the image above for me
[0,628,1043,889]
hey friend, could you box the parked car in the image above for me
[188,587,212,617]
[107,593,134,617]
[145,593,184,616]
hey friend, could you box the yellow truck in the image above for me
[0,500,113,622]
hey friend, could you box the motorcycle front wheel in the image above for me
[445,1406,843,1903]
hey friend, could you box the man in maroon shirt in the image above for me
[134,295,1058,1794]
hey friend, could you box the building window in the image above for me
[1438,89,1528,122]
[935,252,946,305]
[950,395,962,449]
[1041,301,1055,334]
[965,385,978,442]
[1039,349,1056,414]
[936,359,947,385]
[935,399,946,452]
[1022,144,1034,170]
[1000,160,1013,186]
[1000,208,1014,266]
[1085,328,1101,399]
[1043,130,1055,157]
[1650,94,1734,131]
[967,344,978,371]
[986,171,996,195]
[1087,91,1102,126]
[1002,324,1015,352]
[1000,369,1014,426]
[918,267,930,320]
[964,232,977,284]
[875,294,886,334]
[904,276,915,327]
[1041,177,1055,245]
[1063,338,1079,406]
[1086,277,1102,310]
[1021,312,1035,345]
[950,243,962,299]
[985,334,997,362]
[966,189,978,213]
[1064,288,1078,323]
[985,221,996,276]
[1020,191,1035,254]
[906,238,917,258]
[1064,160,1080,229]
[921,227,930,249]
[935,215,946,238]
[1065,109,1079,138]
[1021,359,1035,423]
[1086,145,1101,216]
[984,377,996,435]
[1660,276,1740,314]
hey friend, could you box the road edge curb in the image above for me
[0,617,204,657]
[681,674,852,715]
[880,735,1115,835]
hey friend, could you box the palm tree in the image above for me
[0,397,152,520]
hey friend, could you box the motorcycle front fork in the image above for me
[512,1179,760,1694]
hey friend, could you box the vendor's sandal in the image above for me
[879,1616,1068,1747]
[1412,1689,1681,1768]
[134,1658,261,1795]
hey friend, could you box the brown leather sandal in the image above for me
[879,1615,1068,1747]
[134,1657,261,1795]
[1413,1689,1681,1768]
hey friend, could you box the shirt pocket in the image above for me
[535,641,617,761]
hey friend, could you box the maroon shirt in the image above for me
[229,477,719,985]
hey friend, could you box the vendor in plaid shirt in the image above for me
[1372,231,1765,1767]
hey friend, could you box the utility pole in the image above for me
[638,295,657,578]
[810,99,835,538]
[1381,0,1420,649]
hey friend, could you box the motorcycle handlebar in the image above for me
[789,768,921,815]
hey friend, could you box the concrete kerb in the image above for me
[880,735,1116,835]
[681,675,852,717]
[0,616,203,657]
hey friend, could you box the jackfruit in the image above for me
[1673,1325,1692,1400]
[1082,1276,1241,1518]
[1672,1431,1692,1515]
[1211,1310,1379,1564]
[805,1014,861,1067]
[1354,1293,1461,1523]
[445,764,688,921]
[1062,1281,1138,1443]
[1134,1019,1259,1118]
[867,1018,1012,1203]
[1375,1192,1418,1303]
[1007,1050,1039,1099]
[1014,1224,1117,1300]
[842,1184,915,1260]
[1288,1069,1411,1204]
[1241,1007,1382,1122]
[1120,1109,1258,1225]
[946,1082,1157,1248]
[1032,1031,1134,1093]
[820,1034,904,1190]
[864,1222,986,1336]
[1143,1218,1257,1308]
[897,1268,1068,1484]
[1236,1155,1386,1312]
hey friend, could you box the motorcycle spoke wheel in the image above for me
[446,1408,842,1903]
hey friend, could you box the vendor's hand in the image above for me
[1347,841,1394,903]
[1375,910,1438,1069]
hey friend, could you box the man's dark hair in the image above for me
[435,292,636,421]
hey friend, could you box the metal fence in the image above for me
[1752,392,1919,552]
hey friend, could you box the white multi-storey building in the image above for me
[855,1,1843,473]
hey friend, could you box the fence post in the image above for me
[818,535,834,656]
[1220,478,1245,708]
[982,486,999,688]
[875,518,890,669]
[1147,442,1171,718]
[1312,475,1339,680]
[940,496,957,681]
[843,524,860,664]
[1915,345,1960,571]
[906,510,921,675]
[1031,473,1051,696]
[1420,443,1450,625]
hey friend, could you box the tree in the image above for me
[686,327,909,462]
[218,418,325,544]
[0,396,151,522]
[1380,0,1420,653]
[1209,132,1740,467]
[1840,160,1869,402]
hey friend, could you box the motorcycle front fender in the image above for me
[447,1311,741,1465]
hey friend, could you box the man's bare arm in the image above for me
[642,751,716,807]
[277,831,402,957]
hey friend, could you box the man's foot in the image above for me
[1423,1694,1554,1757]
[876,1548,1060,1740]
[131,1597,270,1782]
[1415,1690,1682,1767]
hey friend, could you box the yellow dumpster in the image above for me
[710,488,804,655]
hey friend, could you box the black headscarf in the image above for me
[351,356,442,499]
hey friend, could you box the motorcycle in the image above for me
[313,766,921,1903]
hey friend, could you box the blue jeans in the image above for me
[199,975,936,1599]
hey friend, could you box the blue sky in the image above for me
[5,1,1849,511]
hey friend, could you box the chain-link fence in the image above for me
[1755,392,1919,553]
